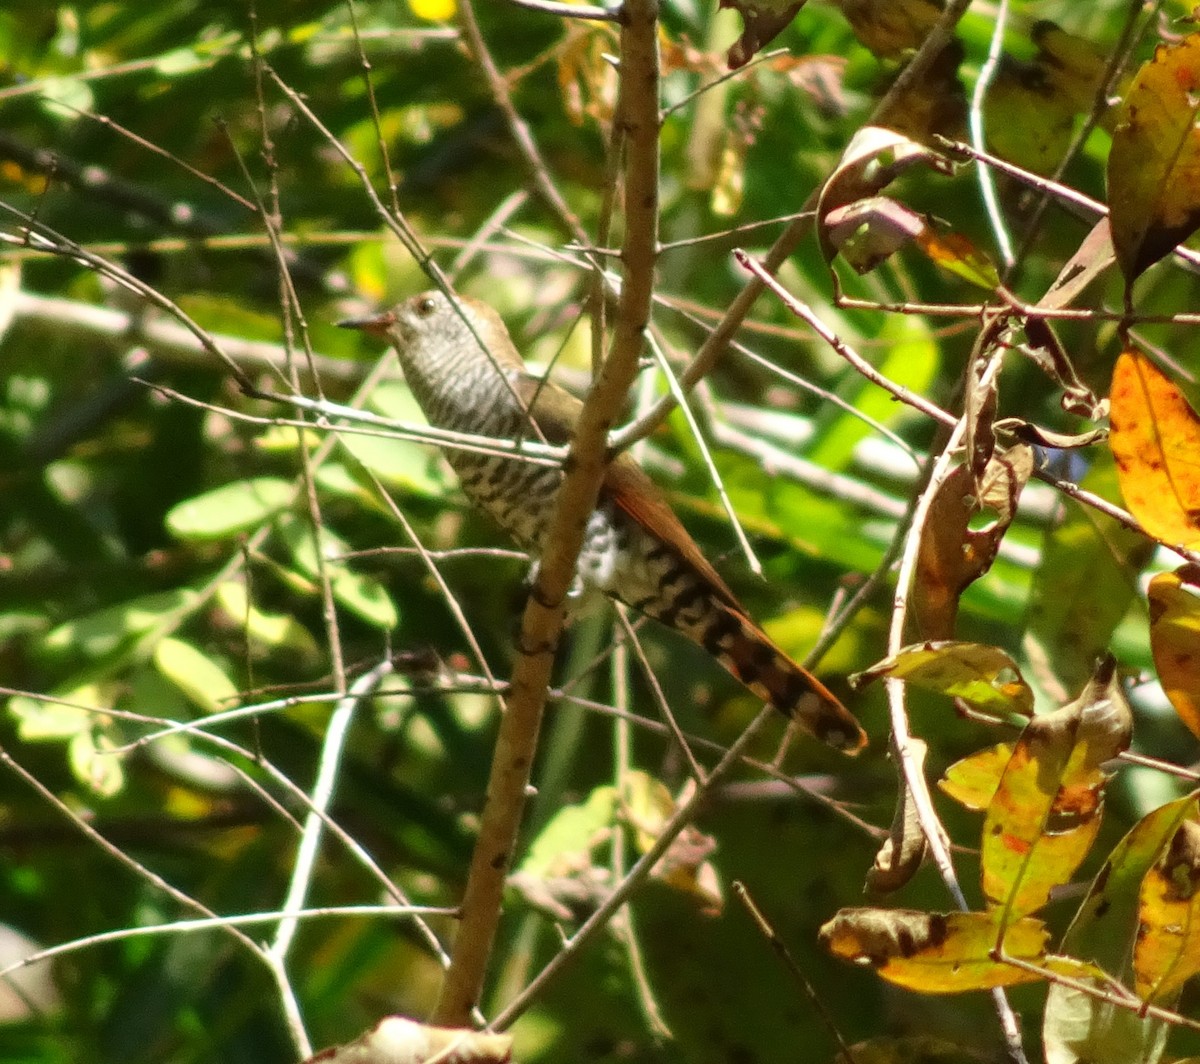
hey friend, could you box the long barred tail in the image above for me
[697,601,868,754]
[603,476,867,753]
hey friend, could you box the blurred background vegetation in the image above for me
[1,1,1199,1061]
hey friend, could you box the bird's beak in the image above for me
[337,310,395,337]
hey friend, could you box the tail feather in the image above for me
[700,602,868,754]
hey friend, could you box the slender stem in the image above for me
[430,0,661,1024]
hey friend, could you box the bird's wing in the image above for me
[604,455,743,611]
[519,372,745,612]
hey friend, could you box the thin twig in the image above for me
[608,0,978,454]
[502,0,624,23]
[968,0,1013,268]
[490,707,773,1029]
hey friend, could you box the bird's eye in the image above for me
[416,296,437,318]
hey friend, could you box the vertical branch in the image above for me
[432,0,661,1026]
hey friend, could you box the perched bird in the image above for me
[340,290,867,753]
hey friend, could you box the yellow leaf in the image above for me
[939,742,1015,811]
[982,659,1131,920]
[409,0,456,21]
[1135,819,1200,1002]
[1108,33,1200,281]
[852,641,1033,717]
[1109,350,1200,548]
[1149,568,1200,740]
[820,908,1050,993]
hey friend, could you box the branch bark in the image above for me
[431,0,661,1025]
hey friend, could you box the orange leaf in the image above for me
[1109,350,1200,548]
[1107,33,1200,281]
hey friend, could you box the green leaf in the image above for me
[69,726,125,799]
[852,641,1034,716]
[153,637,240,715]
[809,314,936,473]
[277,516,399,629]
[166,478,295,541]
[9,684,103,741]
[519,785,617,878]
[1024,455,1154,697]
[41,589,199,662]
[213,582,319,658]
[38,75,94,119]
[1045,978,1168,1064]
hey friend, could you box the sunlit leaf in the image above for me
[69,726,124,799]
[511,785,616,921]
[1148,568,1200,740]
[1135,818,1200,1002]
[915,228,1000,290]
[1064,795,1200,975]
[166,477,295,542]
[277,516,399,630]
[1109,349,1200,548]
[939,743,1015,812]
[820,908,1049,992]
[982,659,1132,919]
[852,641,1033,716]
[213,582,320,659]
[153,637,240,715]
[37,76,95,120]
[808,313,937,474]
[40,589,200,662]
[9,684,106,742]
[154,32,239,76]
[1044,978,1169,1064]
[1108,32,1200,281]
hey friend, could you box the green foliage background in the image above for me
[2,1,1199,1062]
